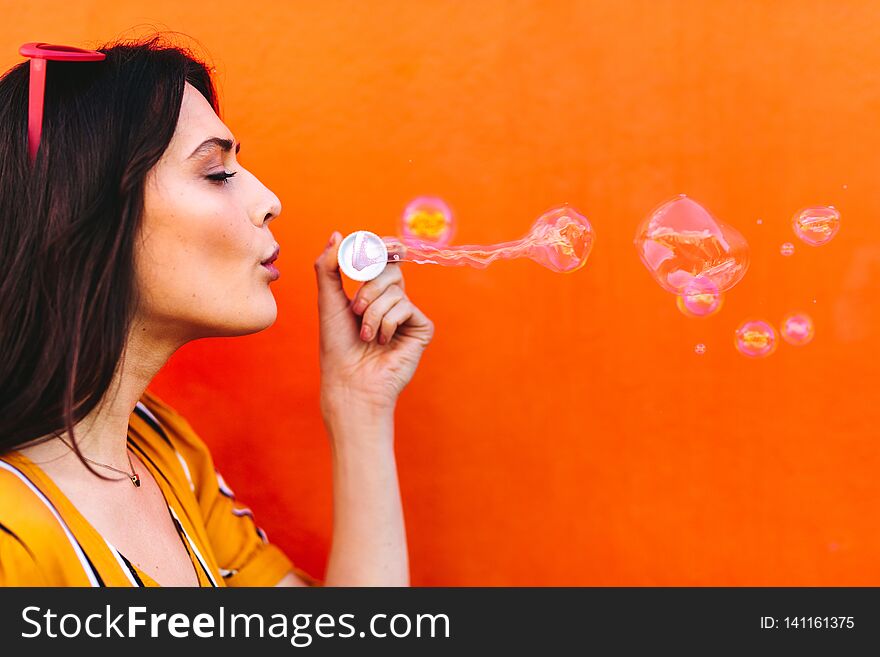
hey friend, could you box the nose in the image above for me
[259,191,282,226]
[247,168,282,226]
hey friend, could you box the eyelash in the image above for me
[206,171,237,185]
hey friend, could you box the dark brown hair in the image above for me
[0,35,218,476]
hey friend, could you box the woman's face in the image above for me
[137,82,282,342]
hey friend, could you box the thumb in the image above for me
[314,231,351,316]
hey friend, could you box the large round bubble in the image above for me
[634,195,750,294]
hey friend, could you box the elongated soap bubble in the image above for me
[792,206,840,246]
[634,195,750,294]
[337,205,594,281]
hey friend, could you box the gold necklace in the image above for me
[59,437,141,488]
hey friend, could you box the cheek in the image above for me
[194,206,255,274]
[139,182,259,316]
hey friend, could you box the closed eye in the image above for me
[206,171,237,185]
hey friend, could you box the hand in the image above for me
[315,231,435,417]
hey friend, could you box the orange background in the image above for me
[3,0,879,585]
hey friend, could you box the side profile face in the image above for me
[136,82,282,342]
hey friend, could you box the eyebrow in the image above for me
[187,137,241,160]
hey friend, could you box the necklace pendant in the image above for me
[130,473,141,487]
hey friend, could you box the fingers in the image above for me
[359,284,405,342]
[361,286,435,346]
[314,231,350,318]
[391,300,435,345]
[320,242,432,347]
[377,298,435,346]
[350,263,404,316]
[377,298,413,345]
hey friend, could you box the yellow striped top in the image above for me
[0,389,318,587]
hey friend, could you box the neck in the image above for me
[17,314,184,475]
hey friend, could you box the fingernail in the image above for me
[361,325,372,340]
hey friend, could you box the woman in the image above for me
[0,36,434,586]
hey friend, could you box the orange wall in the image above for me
[3,0,879,585]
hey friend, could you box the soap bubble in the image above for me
[694,343,706,355]
[401,196,455,247]
[634,195,750,294]
[525,205,595,273]
[780,242,795,257]
[735,319,778,358]
[676,276,723,317]
[792,206,840,246]
[781,312,815,346]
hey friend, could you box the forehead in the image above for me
[171,82,233,155]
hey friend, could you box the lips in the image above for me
[261,245,280,266]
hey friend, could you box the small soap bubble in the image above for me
[401,196,455,246]
[792,206,841,246]
[842,184,848,190]
[780,242,795,257]
[694,343,706,355]
[781,312,814,346]
[735,319,778,358]
[756,219,763,225]
[676,277,723,317]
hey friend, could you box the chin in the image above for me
[245,300,278,333]
[206,300,278,338]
